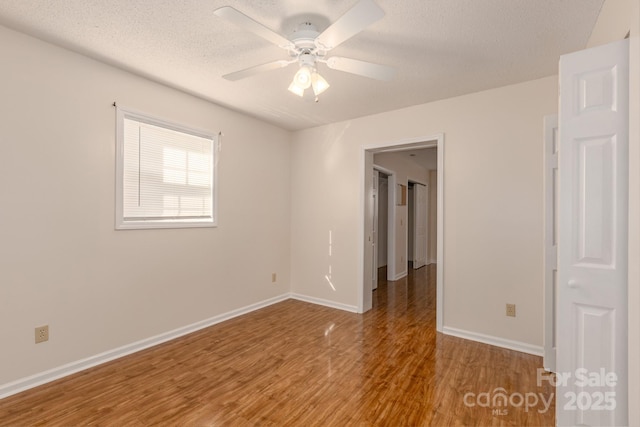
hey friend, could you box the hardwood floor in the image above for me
[0,265,555,426]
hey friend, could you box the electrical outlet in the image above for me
[35,325,49,343]
[271,273,277,283]
[506,304,516,317]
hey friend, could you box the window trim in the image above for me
[115,106,218,230]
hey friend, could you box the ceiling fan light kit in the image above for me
[214,0,395,100]
[288,69,330,100]
[288,55,330,98]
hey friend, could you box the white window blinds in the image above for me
[116,108,217,229]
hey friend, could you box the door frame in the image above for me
[359,133,445,332]
[409,180,429,269]
[372,169,379,291]
[543,114,558,372]
[374,165,395,280]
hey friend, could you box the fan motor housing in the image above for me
[290,22,319,50]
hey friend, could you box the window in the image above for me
[115,107,217,229]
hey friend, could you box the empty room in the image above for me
[0,0,639,426]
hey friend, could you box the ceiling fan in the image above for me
[214,0,396,99]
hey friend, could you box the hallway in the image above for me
[370,264,555,425]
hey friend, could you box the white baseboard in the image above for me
[427,259,437,265]
[392,271,407,281]
[442,326,544,357]
[289,293,359,313]
[0,293,290,400]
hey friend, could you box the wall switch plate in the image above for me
[506,304,516,317]
[35,325,49,343]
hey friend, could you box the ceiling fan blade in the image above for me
[214,7,291,48]
[316,0,385,50]
[223,60,291,81]
[325,57,396,81]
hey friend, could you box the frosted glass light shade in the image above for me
[288,81,304,96]
[311,72,330,96]
[293,66,312,89]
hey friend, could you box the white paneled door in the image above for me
[557,39,629,426]
[413,183,428,269]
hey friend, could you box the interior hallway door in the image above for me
[557,38,629,426]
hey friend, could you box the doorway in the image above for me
[360,133,445,332]
[372,151,434,281]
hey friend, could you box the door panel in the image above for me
[557,39,629,426]
[575,137,615,266]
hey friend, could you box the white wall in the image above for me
[587,0,634,48]
[0,25,291,386]
[291,75,558,346]
[587,0,640,424]
[411,148,438,170]
[374,152,430,184]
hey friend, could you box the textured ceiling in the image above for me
[0,0,604,131]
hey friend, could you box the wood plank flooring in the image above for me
[0,265,555,426]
